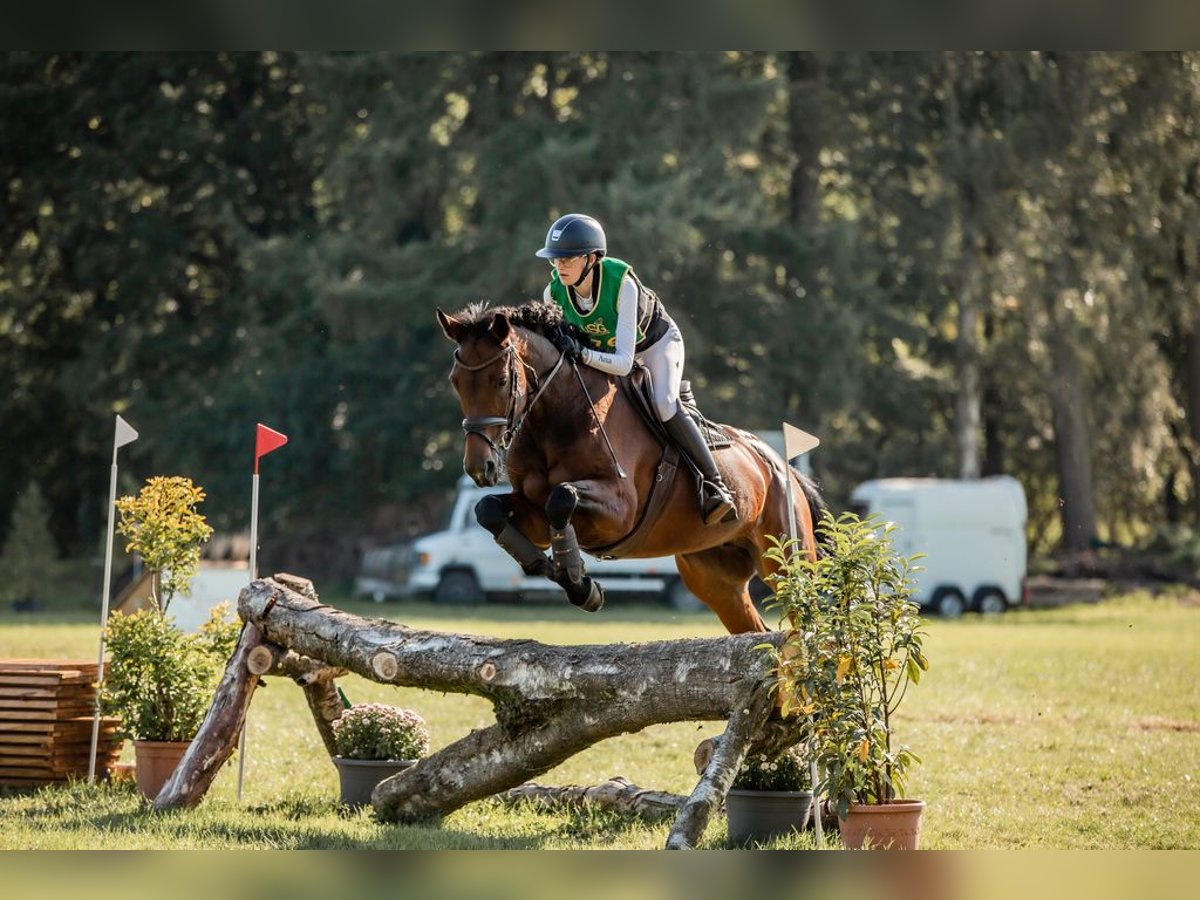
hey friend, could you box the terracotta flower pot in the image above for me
[725,788,814,845]
[132,740,191,801]
[332,757,416,808]
[838,799,926,850]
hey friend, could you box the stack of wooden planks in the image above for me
[0,659,123,786]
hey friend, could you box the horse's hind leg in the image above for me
[675,543,767,634]
[545,483,605,613]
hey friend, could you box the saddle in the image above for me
[589,365,731,559]
[621,365,733,456]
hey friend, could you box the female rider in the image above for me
[537,212,736,526]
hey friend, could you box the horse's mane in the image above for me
[455,300,583,342]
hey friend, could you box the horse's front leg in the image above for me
[545,483,606,613]
[474,492,553,578]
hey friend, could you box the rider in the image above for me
[536,212,737,526]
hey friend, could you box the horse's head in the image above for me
[437,306,520,486]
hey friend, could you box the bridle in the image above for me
[454,341,566,453]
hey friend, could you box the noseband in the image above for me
[454,342,566,454]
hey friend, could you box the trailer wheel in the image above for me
[931,586,966,619]
[665,578,706,613]
[972,587,1008,616]
[435,570,483,605]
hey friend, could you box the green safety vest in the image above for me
[548,257,647,352]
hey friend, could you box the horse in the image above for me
[436,300,825,635]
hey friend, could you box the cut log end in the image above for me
[371,651,399,681]
[693,737,717,775]
[246,645,277,676]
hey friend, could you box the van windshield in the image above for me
[432,490,459,532]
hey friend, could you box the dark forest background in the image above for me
[5,51,1200,584]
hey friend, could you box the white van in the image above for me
[355,476,705,610]
[848,476,1028,618]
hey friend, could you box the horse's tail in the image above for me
[789,466,831,557]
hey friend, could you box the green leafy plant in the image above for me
[115,476,213,614]
[332,704,431,761]
[103,475,234,743]
[102,604,239,741]
[763,512,929,818]
[731,745,812,792]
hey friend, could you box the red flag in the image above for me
[254,423,288,473]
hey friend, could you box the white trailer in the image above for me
[848,476,1028,618]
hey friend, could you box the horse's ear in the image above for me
[488,311,511,344]
[437,307,467,343]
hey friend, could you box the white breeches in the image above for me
[638,320,685,421]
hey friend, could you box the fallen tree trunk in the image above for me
[159,580,796,849]
[166,576,796,848]
[502,777,685,823]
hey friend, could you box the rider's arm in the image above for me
[580,275,636,376]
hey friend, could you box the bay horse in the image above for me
[436,300,824,635]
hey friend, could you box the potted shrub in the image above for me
[331,703,431,808]
[725,745,814,845]
[101,476,238,799]
[765,512,929,850]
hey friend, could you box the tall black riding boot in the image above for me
[664,413,737,525]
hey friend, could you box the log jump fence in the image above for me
[153,574,806,849]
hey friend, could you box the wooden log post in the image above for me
[153,622,266,811]
[154,580,350,810]
[666,680,776,849]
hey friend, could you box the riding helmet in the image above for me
[535,213,607,259]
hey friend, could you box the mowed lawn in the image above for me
[1,591,1197,849]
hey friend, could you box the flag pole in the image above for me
[238,423,287,802]
[88,415,137,783]
[781,422,824,849]
[237,470,259,801]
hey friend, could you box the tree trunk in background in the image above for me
[787,52,822,234]
[783,52,824,432]
[1185,303,1200,522]
[945,53,984,480]
[955,239,983,479]
[1046,293,1098,550]
[982,305,1006,476]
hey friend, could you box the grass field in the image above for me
[1,591,1197,849]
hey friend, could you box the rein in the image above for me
[454,343,566,452]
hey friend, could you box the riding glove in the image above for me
[552,330,585,362]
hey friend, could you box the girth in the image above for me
[586,366,682,559]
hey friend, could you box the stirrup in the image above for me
[702,485,738,526]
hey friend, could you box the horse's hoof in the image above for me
[568,577,605,613]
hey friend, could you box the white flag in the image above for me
[114,415,138,450]
[782,422,820,460]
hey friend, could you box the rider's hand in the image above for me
[552,330,585,362]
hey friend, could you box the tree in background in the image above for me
[0,482,59,609]
[5,52,1200,571]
